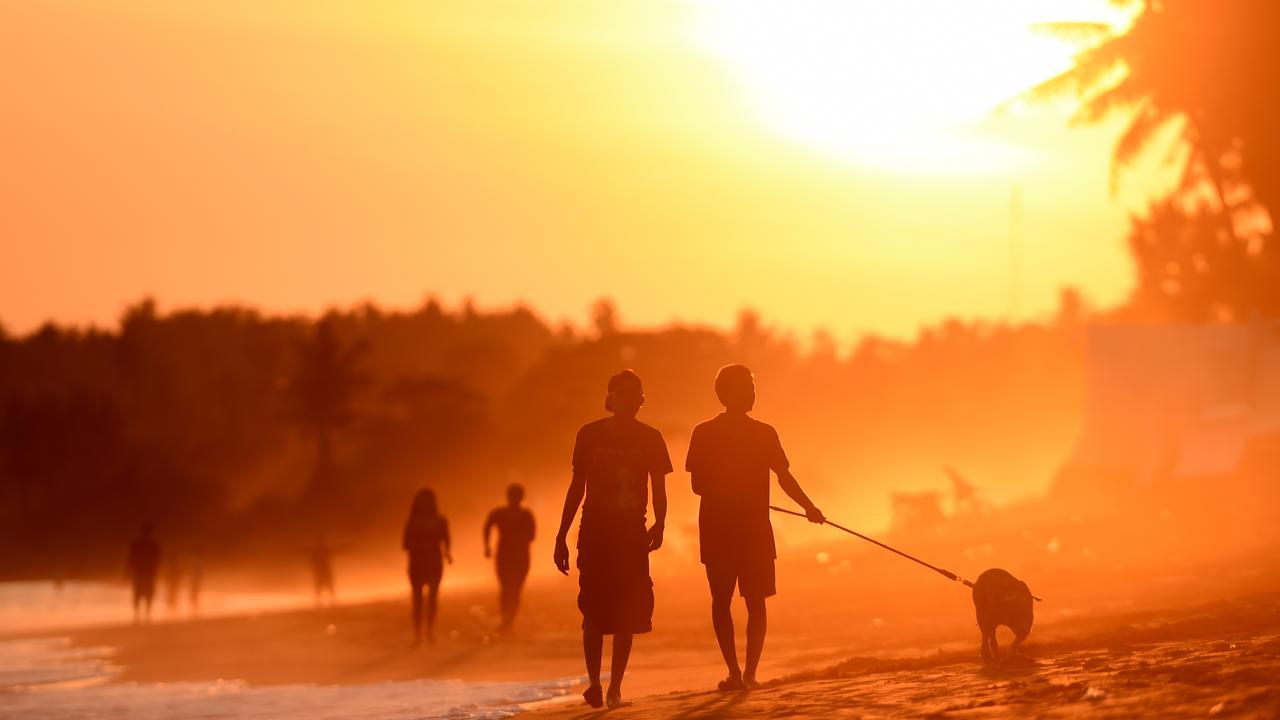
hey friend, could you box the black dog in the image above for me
[972,568,1033,662]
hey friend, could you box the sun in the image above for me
[688,0,1128,174]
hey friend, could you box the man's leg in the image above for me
[607,631,633,706]
[707,563,743,686]
[497,575,511,630]
[582,623,604,707]
[743,595,767,685]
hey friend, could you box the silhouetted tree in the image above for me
[288,316,368,500]
[591,298,619,338]
[1125,199,1280,321]
[1030,0,1280,222]
[1027,0,1280,319]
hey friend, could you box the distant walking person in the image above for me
[404,488,452,646]
[686,364,824,691]
[554,370,671,709]
[484,483,536,632]
[126,523,162,624]
[306,536,341,607]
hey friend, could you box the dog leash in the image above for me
[770,505,1044,602]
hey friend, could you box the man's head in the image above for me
[506,482,525,506]
[605,369,645,418]
[714,364,755,413]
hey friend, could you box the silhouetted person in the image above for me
[554,370,671,709]
[126,524,162,624]
[306,535,342,607]
[686,364,824,690]
[404,488,452,646]
[484,483,536,632]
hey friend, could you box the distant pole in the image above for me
[1008,184,1022,319]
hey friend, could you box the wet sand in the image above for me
[22,545,1280,717]
[526,594,1280,719]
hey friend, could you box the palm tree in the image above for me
[289,316,368,499]
[1024,1,1280,229]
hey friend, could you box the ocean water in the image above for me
[0,637,577,720]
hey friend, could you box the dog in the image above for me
[971,568,1033,663]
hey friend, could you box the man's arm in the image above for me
[483,511,496,558]
[553,471,586,575]
[778,468,824,523]
[648,472,668,551]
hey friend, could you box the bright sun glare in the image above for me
[689,0,1128,174]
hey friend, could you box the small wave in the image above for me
[0,675,580,720]
[0,637,117,692]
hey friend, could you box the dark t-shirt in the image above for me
[487,506,535,559]
[685,413,789,564]
[128,537,161,580]
[572,417,673,527]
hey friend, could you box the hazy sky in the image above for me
[1,0,1171,341]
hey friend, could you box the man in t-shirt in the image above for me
[686,364,824,691]
[484,483,536,631]
[554,370,671,709]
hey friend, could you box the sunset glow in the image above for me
[691,0,1130,173]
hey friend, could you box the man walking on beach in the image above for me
[686,364,824,690]
[484,483,535,632]
[555,370,671,708]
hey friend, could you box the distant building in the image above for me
[1055,323,1280,498]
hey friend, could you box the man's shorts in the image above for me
[705,556,776,599]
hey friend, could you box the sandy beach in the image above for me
[0,543,1274,719]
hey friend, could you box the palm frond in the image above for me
[1028,21,1113,43]
[1110,99,1179,192]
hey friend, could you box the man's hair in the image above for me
[605,369,643,412]
[506,483,525,502]
[714,364,753,406]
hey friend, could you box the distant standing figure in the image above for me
[404,488,452,646]
[306,536,341,607]
[126,524,162,624]
[686,364,824,691]
[554,370,671,709]
[484,483,536,631]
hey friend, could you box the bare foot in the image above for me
[717,676,746,692]
[742,676,762,690]
[606,690,631,708]
[583,684,604,708]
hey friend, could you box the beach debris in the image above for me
[1083,686,1106,701]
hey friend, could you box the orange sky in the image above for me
[1,0,1171,341]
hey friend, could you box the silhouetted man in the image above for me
[686,364,824,691]
[555,370,671,709]
[126,524,162,624]
[485,483,536,631]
